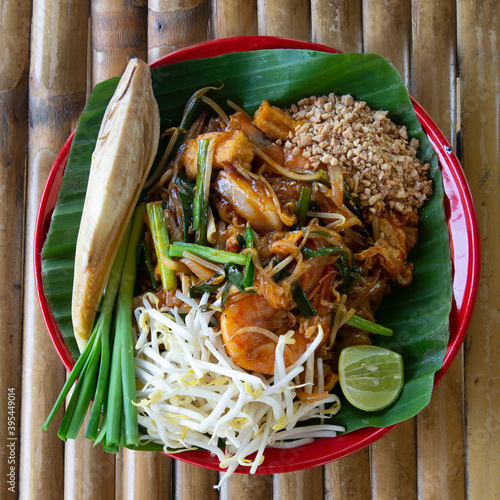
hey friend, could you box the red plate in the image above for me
[34,36,480,474]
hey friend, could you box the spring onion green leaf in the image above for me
[189,273,227,297]
[319,169,331,187]
[292,282,317,319]
[57,374,84,441]
[302,245,344,259]
[302,245,360,292]
[180,96,201,130]
[102,442,119,454]
[273,267,291,283]
[175,169,195,198]
[41,326,98,432]
[106,313,123,446]
[343,183,363,219]
[175,170,196,242]
[220,280,232,310]
[269,257,291,283]
[177,190,194,243]
[310,229,331,238]
[243,225,255,288]
[225,263,254,293]
[236,234,246,247]
[64,336,101,439]
[46,215,132,440]
[106,206,145,446]
[137,239,157,292]
[243,254,255,289]
[296,186,312,227]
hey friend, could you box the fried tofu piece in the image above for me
[253,100,297,141]
[183,130,254,180]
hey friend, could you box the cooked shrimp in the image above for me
[220,294,309,375]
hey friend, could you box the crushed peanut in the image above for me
[288,94,432,214]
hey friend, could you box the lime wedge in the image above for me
[338,345,404,412]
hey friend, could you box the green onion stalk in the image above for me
[169,242,247,266]
[106,204,145,447]
[243,225,255,289]
[192,138,211,245]
[344,315,393,336]
[117,206,145,446]
[42,219,133,439]
[85,220,133,440]
[147,202,176,291]
[43,205,150,452]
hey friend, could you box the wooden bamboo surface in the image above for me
[1,0,496,498]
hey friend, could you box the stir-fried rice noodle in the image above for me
[133,91,432,486]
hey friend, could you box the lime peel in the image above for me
[338,345,404,412]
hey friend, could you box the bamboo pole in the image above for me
[362,0,411,85]
[308,3,371,495]
[361,4,417,498]
[220,472,271,500]
[115,449,124,500]
[324,449,371,499]
[94,4,152,497]
[371,419,417,499]
[147,4,216,493]
[128,1,212,495]
[147,1,216,494]
[416,360,465,500]
[208,6,266,493]
[121,450,172,499]
[410,2,465,499]
[310,0,362,52]
[64,414,116,500]
[20,1,89,498]
[174,462,219,499]
[91,0,148,87]
[410,0,458,142]
[211,0,258,38]
[257,0,310,40]
[272,467,324,500]
[0,1,30,496]
[255,2,314,493]
[61,1,148,496]
[457,1,500,497]
[148,0,210,62]
[119,437,172,497]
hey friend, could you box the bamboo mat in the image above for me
[1,1,497,498]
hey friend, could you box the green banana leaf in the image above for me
[41,49,452,433]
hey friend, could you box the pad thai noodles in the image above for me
[131,88,432,483]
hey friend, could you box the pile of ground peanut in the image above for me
[286,93,432,215]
